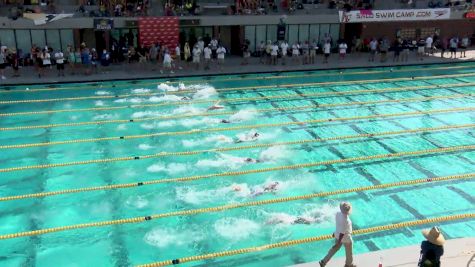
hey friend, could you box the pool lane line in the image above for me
[0,144,473,204]
[0,170,473,240]
[139,212,475,267]
[1,106,473,150]
[1,123,472,173]
[1,72,475,105]
[2,64,473,94]
[2,82,474,118]
[1,93,471,131]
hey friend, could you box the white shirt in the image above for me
[197,40,204,51]
[217,47,226,59]
[370,40,378,50]
[462,37,469,47]
[281,43,288,55]
[271,45,278,56]
[292,44,299,55]
[339,43,347,54]
[324,43,331,54]
[163,53,172,63]
[175,46,180,56]
[42,52,51,65]
[55,52,64,64]
[425,37,433,48]
[203,47,212,59]
[193,47,201,57]
[335,211,352,244]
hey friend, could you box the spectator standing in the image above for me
[197,38,205,59]
[440,37,448,58]
[0,47,7,80]
[417,38,425,60]
[379,38,389,62]
[309,40,318,64]
[460,36,469,58]
[280,40,289,65]
[174,43,181,66]
[216,44,226,70]
[40,47,51,78]
[259,41,266,63]
[149,43,158,64]
[162,49,173,73]
[339,41,348,60]
[319,202,355,267]
[302,41,310,64]
[449,37,458,58]
[91,48,99,74]
[10,48,19,77]
[292,42,300,64]
[184,42,191,67]
[203,45,212,70]
[265,40,272,65]
[210,37,218,60]
[393,39,402,62]
[418,227,445,267]
[100,49,110,67]
[66,45,75,75]
[323,40,331,63]
[81,45,91,75]
[241,40,250,65]
[425,35,433,55]
[54,49,65,77]
[271,42,279,65]
[192,44,201,70]
[369,38,378,62]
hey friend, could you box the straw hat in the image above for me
[339,202,352,214]
[422,227,445,246]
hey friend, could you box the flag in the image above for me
[23,13,74,25]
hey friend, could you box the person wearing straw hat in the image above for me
[319,202,356,267]
[418,226,445,267]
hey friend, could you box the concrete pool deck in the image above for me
[293,237,475,267]
[0,50,474,86]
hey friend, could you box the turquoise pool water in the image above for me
[0,63,474,267]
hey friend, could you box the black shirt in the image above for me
[419,241,444,267]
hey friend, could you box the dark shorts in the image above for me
[57,63,64,70]
[0,63,5,69]
[42,63,50,68]
[450,47,457,52]
[324,53,330,58]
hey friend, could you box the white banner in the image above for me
[24,13,74,25]
[339,8,450,23]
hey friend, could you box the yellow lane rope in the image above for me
[1,64,472,94]
[0,172,472,240]
[1,144,473,202]
[1,72,475,105]
[0,124,473,173]
[1,82,473,117]
[1,93,470,131]
[137,213,475,267]
[1,106,473,150]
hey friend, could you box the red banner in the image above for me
[138,17,179,54]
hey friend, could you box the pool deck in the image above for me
[0,50,474,86]
[292,237,475,267]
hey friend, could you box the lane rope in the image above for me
[0,172,472,240]
[1,106,473,150]
[1,144,473,202]
[1,72,475,104]
[0,123,473,172]
[1,81,473,117]
[1,64,472,94]
[0,93,471,131]
[137,213,475,267]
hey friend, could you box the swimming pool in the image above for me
[0,62,474,267]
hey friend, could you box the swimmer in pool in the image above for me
[251,181,279,197]
[181,96,191,100]
[221,119,231,123]
[244,157,261,163]
[235,131,260,143]
[207,100,225,111]
[266,213,322,225]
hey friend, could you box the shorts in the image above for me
[324,53,330,58]
[418,47,424,53]
[193,56,200,63]
[57,63,64,70]
[244,52,250,58]
[163,62,171,68]
[370,50,377,55]
[42,63,51,68]
[450,47,457,52]
[310,50,316,56]
[0,63,5,69]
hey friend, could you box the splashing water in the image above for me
[95,90,112,95]
[144,227,205,248]
[214,218,261,240]
[147,162,190,175]
[125,195,149,209]
[196,153,252,170]
[259,146,291,162]
[180,117,221,128]
[94,100,105,107]
[131,88,151,94]
[138,144,154,150]
[182,134,233,148]
[192,87,217,100]
[157,83,180,92]
[149,95,182,102]
[116,124,127,131]
[228,108,257,122]
[172,105,206,115]
[131,111,162,119]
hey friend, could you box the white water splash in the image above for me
[193,87,217,100]
[95,90,112,95]
[144,227,205,248]
[125,195,149,209]
[117,124,127,131]
[147,162,190,175]
[214,218,261,240]
[196,153,252,170]
[92,113,118,120]
[149,95,182,102]
[94,100,105,106]
[138,144,154,150]
[182,134,233,148]
[228,108,257,122]
[259,146,291,162]
[131,88,151,94]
